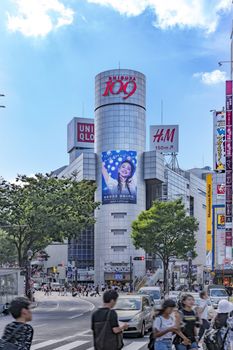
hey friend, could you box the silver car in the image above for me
[114,294,153,337]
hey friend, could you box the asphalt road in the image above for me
[0,292,149,350]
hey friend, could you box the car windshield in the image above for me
[210,289,227,297]
[115,298,141,310]
[139,290,160,300]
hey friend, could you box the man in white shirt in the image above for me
[197,291,210,340]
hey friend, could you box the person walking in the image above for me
[91,290,128,350]
[213,300,233,350]
[153,299,190,350]
[0,297,34,350]
[197,291,210,341]
[95,285,100,297]
[174,294,199,350]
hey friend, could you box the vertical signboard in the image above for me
[213,111,225,172]
[225,81,233,260]
[206,174,213,268]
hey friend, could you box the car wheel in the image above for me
[139,322,145,338]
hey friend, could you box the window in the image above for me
[111,212,127,219]
[111,229,127,235]
[190,196,194,217]
[111,246,127,252]
[198,188,206,197]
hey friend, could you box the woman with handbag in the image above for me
[153,299,190,350]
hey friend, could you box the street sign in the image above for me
[133,257,145,261]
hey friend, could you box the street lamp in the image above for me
[25,249,33,301]
[187,251,192,292]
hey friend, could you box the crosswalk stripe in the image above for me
[54,340,89,350]
[123,341,148,350]
[32,340,59,350]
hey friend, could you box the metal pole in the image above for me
[130,256,133,292]
[188,258,192,291]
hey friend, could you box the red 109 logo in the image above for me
[102,76,137,100]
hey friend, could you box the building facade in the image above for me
[53,68,207,285]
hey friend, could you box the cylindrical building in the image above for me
[94,69,146,284]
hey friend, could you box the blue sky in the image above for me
[0,0,232,180]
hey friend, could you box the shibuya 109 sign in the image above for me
[102,75,137,100]
[150,125,179,153]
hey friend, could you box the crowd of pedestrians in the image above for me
[1,288,233,350]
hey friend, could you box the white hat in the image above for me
[217,300,233,314]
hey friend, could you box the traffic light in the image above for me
[133,256,145,261]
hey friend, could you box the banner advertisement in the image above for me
[102,150,137,205]
[206,174,213,267]
[217,184,225,199]
[225,81,233,257]
[213,111,225,172]
[150,125,179,153]
[217,214,225,229]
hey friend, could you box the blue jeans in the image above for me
[154,339,173,350]
[175,342,198,350]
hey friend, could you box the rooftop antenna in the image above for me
[161,99,164,124]
[82,102,85,118]
[118,61,121,71]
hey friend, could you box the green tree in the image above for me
[0,174,99,267]
[0,229,17,265]
[132,199,198,292]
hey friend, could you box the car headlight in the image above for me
[130,314,142,323]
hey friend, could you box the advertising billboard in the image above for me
[225,81,233,258]
[150,125,179,153]
[206,174,212,268]
[213,111,225,172]
[102,150,137,204]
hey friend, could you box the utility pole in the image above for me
[0,93,5,108]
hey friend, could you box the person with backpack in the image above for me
[0,297,34,350]
[173,294,199,350]
[91,290,128,350]
[204,299,233,350]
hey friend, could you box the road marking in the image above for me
[68,313,84,319]
[55,340,89,350]
[32,340,58,350]
[77,330,92,336]
[123,341,148,350]
[33,323,48,328]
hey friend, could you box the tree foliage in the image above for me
[0,229,17,266]
[0,174,99,267]
[132,199,199,290]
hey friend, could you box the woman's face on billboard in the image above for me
[119,162,132,178]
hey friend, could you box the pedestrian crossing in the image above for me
[31,334,149,350]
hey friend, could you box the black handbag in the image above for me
[94,310,124,350]
[0,324,24,350]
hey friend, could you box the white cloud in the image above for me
[87,0,231,33]
[193,70,227,85]
[7,0,74,37]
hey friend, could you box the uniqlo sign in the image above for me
[77,123,94,143]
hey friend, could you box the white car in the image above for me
[114,294,153,337]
